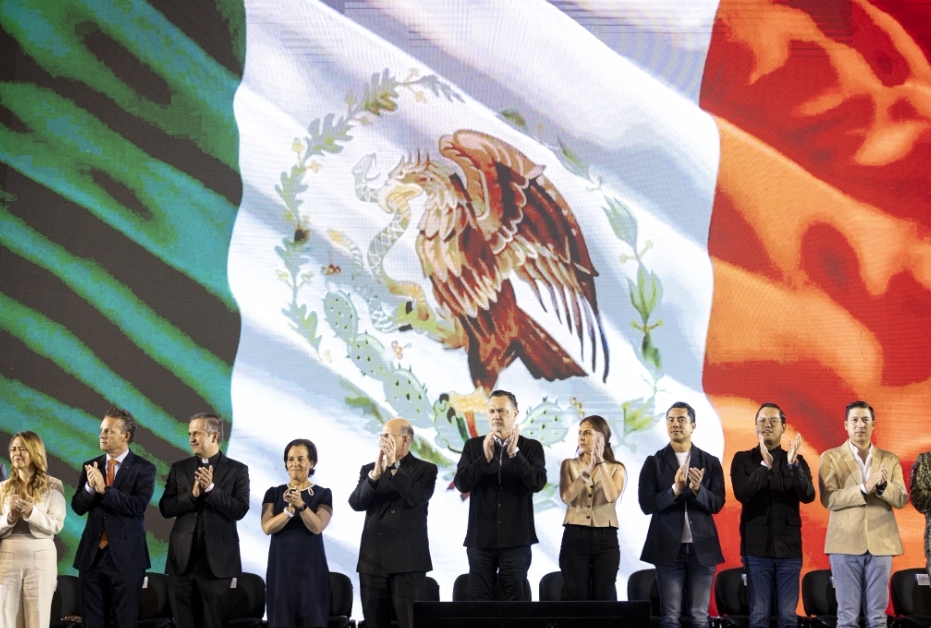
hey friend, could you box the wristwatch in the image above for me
[298,503,308,512]
[392,461,401,470]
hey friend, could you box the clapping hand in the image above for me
[85,462,106,494]
[674,463,687,495]
[877,464,889,491]
[688,467,705,495]
[787,433,802,465]
[865,467,885,493]
[283,487,302,514]
[372,445,386,480]
[382,433,398,467]
[506,424,520,458]
[586,433,605,474]
[7,495,23,523]
[193,465,214,497]
[758,434,774,467]
[11,495,34,518]
[483,432,496,463]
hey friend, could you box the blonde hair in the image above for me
[2,431,50,503]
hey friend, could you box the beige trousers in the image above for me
[0,536,57,628]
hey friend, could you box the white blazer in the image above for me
[0,476,66,539]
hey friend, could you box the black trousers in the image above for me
[80,547,145,628]
[169,549,232,628]
[558,524,620,601]
[359,571,426,628]
[466,545,532,601]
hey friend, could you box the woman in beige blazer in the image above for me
[0,431,66,628]
[558,415,627,600]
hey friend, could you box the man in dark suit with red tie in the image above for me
[159,412,250,628]
[72,408,157,628]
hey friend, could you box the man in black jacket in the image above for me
[639,401,725,628]
[159,413,250,628]
[731,402,814,628]
[72,408,156,628]
[454,389,547,601]
[349,417,437,628]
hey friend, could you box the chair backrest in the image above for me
[139,573,172,620]
[714,568,749,616]
[627,568,661,617]
[452,574,470,601]
[229,572,266,621]
[891,568,931,617]
[802,569,837,617]
[55,575,82,618]
[451,573,532,600]
[424,576,440,602]
[329,571,354,617]
[539,571,565,601]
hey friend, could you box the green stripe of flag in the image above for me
[0,293,190,451]
[0,374,172,486]
[0,205,232,418]
[0,82,238,309]
[0,0,241,168]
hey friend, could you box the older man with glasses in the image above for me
[731,403,815,628]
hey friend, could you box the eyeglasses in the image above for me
[755,418,781,426]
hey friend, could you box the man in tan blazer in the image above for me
[819,400,908,628]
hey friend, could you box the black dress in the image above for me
[264,484,332,627]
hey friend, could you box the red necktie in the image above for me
[98,459,117,549]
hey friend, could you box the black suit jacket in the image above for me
[454,434,547,549]
[72,450,156,572]
[348,452,437,575]
[731,445,815,558]
[158,451,250,578]
[638,444,725,567]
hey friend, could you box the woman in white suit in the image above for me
[0,431,66,628]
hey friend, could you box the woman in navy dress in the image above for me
[262,438,332,627]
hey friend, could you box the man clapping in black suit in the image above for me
[72,408,156,628]
[349,418,438,628]
[159,413,250,628]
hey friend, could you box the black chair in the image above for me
[538,570,618,601]
[328,571,355,628]
[138,572,173,628]
[452,573,532,600]
[802,569,853,628]
[50,574,82,628]
[715,567,790,628]
[802,568,875,628]
[228,572,266,628]
[714,567,752,628]
[356,576,437,628]
[627,568,661,627]
[539,571,566,601]
[425,576,440,602]
[890,568,931,628]
[627,567,703,627]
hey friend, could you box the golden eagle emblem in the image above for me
[355,130,609,409]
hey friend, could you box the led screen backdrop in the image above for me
[2,0,930,612]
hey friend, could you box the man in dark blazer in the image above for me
[159,412,250,628]
[454,390,547,601]
[72,408,156,628]
[731,402,814,628]
[349,417,438,628]
[639,401,725,628]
